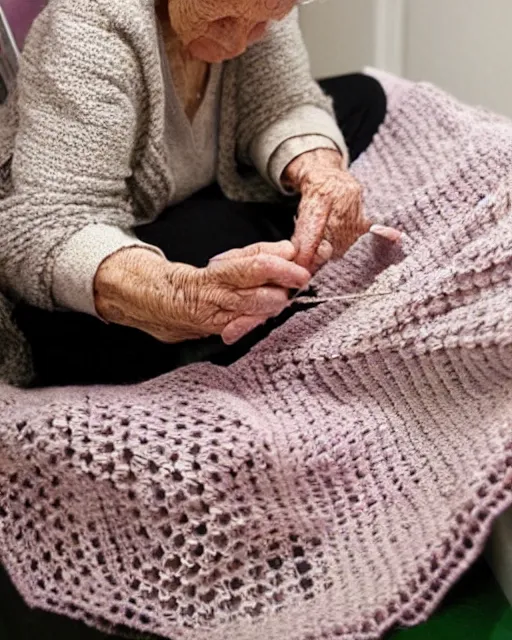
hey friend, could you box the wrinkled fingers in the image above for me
[221,315,269,345]
[209,240,297,263]
[210,254,310,290]
[292,195,330,269]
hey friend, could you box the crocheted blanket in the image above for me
[2,76,512,640]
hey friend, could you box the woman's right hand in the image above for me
[94,241,310,345]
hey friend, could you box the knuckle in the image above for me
[207,286,230,310]
[220,262,242,284]
[257,287,283,308]
[211,309,237,329]
[227,289,251,311]
[251,254,267,276]
[345,181,359,195]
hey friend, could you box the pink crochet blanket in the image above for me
[2,77,512,640]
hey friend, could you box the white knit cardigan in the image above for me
[0,0,344,384]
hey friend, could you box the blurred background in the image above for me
[300,0,512,118]
[2,0,511,117]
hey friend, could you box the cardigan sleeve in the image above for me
[0,0,162,316]
[249,105,349,193]
[236,8,348,188]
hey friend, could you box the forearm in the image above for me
[52,226,163,316]
[249,105,347,192]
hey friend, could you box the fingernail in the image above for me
[223,319,266,345]
[292,275,312,290]
[316,239,333,262]
[370,225,402,242]
[222,328,243,345]
[224,330,252,345]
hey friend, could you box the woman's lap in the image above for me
[16,73,387,387]
[15,189,297,386]
[319,73,387,162]
[136,184,295,266]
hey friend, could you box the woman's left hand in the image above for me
[283,148,400,272]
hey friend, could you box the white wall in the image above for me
[301,0,512,118]
[299,0,376,79]
[404,0,512,117]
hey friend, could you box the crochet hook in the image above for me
[289,291,391,305]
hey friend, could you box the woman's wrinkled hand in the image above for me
[283,148,400,272]
[94,241,310,346]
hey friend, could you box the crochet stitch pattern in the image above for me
[1,76,512,640]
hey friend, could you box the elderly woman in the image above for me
[0,0,396,386]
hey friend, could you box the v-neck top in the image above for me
[9,2,347,320]
[158,33,223,205]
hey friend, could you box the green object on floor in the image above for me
[388,561,512,640]
[1,560,511,639]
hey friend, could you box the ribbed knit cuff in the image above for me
[269,135,347,194]
[249,105,348,193]
[52,224,164,316]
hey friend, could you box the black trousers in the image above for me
[15,74,387,387]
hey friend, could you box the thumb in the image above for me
[369,224,402,242]
[222,315,267,345]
